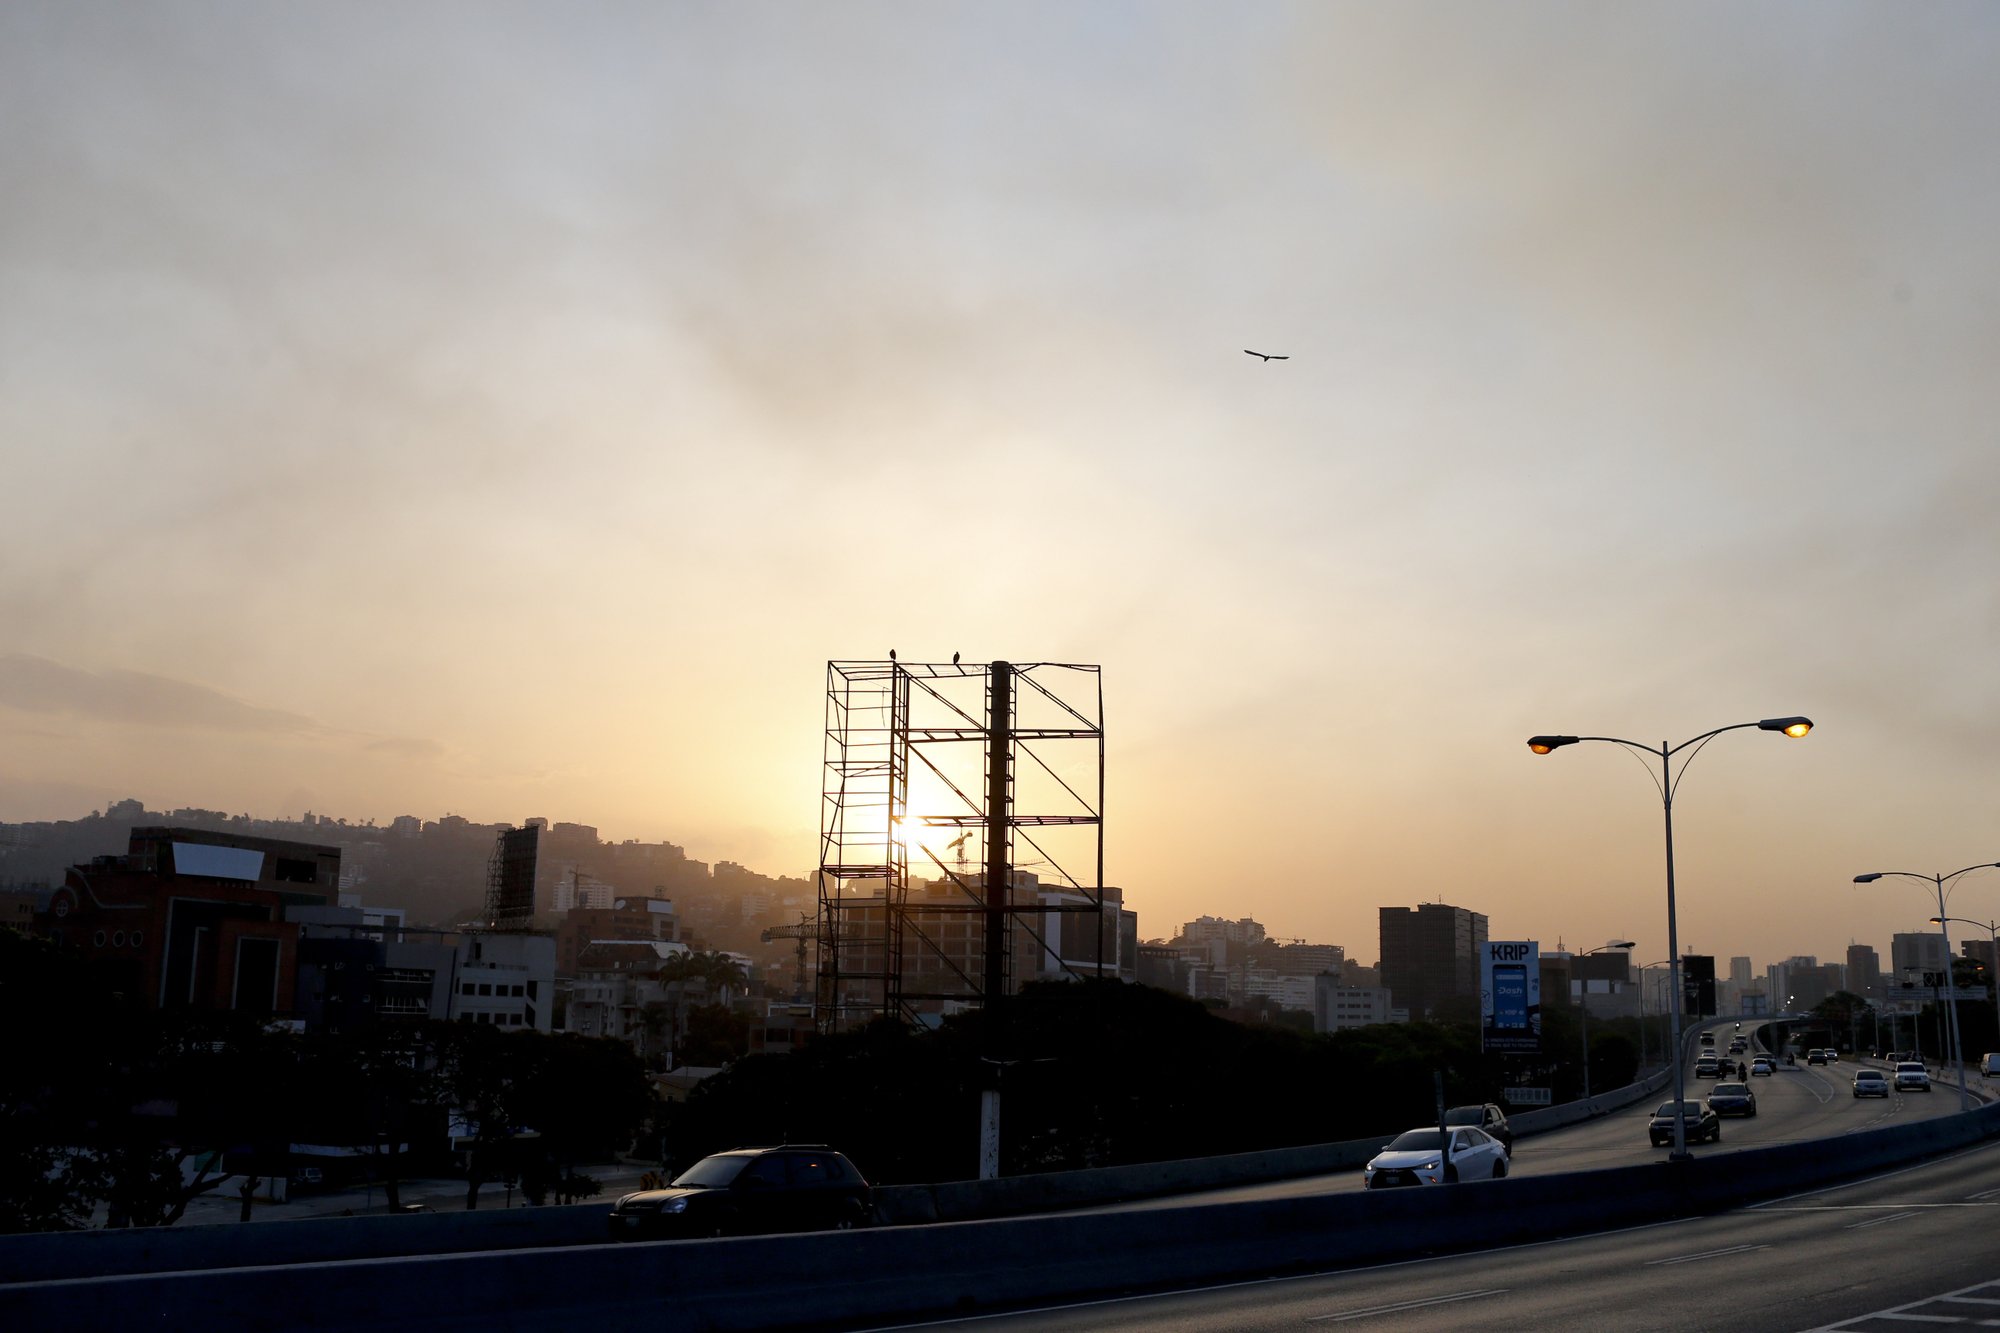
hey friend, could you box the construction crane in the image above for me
[760,916,817,1003]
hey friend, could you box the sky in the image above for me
[4,3,1999,970]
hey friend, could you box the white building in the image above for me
[1313,976,1401,1031]
[452,932,557,1031]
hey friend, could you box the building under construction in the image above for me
[814,659,1123,1032]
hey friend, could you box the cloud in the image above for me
[0,654,324,734]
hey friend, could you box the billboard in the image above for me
[483,823,540,932]
[1481,941,1541,1053]
[1682,954,1716,1017]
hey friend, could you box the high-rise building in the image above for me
[1378,903,1488,1019]
[1789,963,1833,1011]
[1730,956,1753,988]
[1846,944,1882,1002]
[1892,932,1947,982]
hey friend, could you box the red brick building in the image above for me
[37,827,339,1014]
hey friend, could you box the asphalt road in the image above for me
[874,1114,2000,1332]
[1081,1028,1979,1215]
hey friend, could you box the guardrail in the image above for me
[9,1098,1998,1332]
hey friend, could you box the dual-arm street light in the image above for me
[1578,941,1635,1098]
[1528,716,1813,1160]
[1853,863,2000,1108]
[1931,915,2000,1057]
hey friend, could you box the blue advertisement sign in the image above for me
[1481,941,1541,1054]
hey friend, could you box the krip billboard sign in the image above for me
[1481,941,1541,1054]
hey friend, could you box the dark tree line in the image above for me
[0,928,654,1234]
[666,980,1567,1186]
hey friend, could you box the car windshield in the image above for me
[1713,1083,1748,1095]
[671,1154,750,1188]
[1897,1062,1925,1072]
[1856,1072,1884,1080]
[1441,1108,1481,1125]
[1656,1102,1700,1116]
[1385,1130,1445,1152]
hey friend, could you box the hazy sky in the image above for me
[5,3,1999,969]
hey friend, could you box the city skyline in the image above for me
[6,6,2000,968]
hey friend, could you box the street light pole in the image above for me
[1578,941,1635,1098]
[1855,864,2000,1109]
[1638,959,1672,1070]
[1528,716,1811,1161]
[1931,914,2000,1082]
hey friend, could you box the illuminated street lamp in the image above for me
[1526,716,1812,1160]
[1577,941,1635,1098]
[1931,915,2000,1057]
[1853,864,2000,1108]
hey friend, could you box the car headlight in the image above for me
[665,1197,688,1213]
[1420,1160,1439,1171]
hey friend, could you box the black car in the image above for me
[607,1146,871,1240]
[1706,1082,1758,1117]
[1649,1100,1721,1147]
[1442,1103,1514,1153]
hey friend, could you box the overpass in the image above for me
[5,1026,1995,1329]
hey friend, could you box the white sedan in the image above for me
[1364,1125,1510,1188]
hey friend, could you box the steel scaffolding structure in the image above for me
[816,659,1105,1032]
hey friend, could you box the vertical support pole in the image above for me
[977,662,1013,1182]
[984,661,1013,1005]
[978,1088,1001,1181]
[1662,740,1689,1162]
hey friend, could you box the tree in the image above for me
[435,1024,532,1211]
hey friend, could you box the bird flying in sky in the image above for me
[1244,349,1289,361]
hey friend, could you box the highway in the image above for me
[1083,1028,1974,1214]
[875,1136,2000,1332]
[7,1023,1993,1332]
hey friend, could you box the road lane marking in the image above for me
[1845,1211,1917,1229]
[1967,1187,2000,1201]
[1307,1288,1509,1322]
[1760,1204,2000,1212]
[1646,1243,1768,1265]
[1804,1278,2000,1330]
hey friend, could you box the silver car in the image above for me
[1364,1126,1510,1188]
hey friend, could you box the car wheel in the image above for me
[1491,1159,1507,1179]
[1444,1164,1459,1184]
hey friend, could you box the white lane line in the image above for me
[1646,1243,1769,1266]
[1803,1279,2000,1330]
[1846,1211,1917,1230]
[1307,1288,1508,1323]
[1940,1297,2000,1306]
[1967,1187,2000,1201]
[1759,1203,1999,1212]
